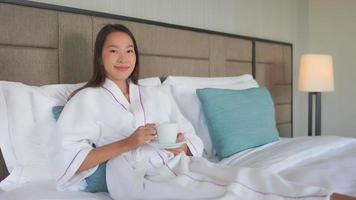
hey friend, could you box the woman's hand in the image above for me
[165,133,192,156]
[125,123,156,150]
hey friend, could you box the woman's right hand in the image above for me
[77,124,156,174]
[125,123,156,149]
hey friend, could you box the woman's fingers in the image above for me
[142,125,157,135]
[165,144,187,155]
[177,132,185,142]
[143,128,157,143]
[133,127,156,145]
[145,123,156,128]
[165,149,180,155]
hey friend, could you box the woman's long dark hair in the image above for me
[69,24,140,100]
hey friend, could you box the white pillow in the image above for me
[0,78,159,190]
[163,74,253,86]
[0,82,49,189]
[0,81,82,190]
[39,77,161,105]
[162,74,259,160]
[0,84,17,172]
[138,77,161,87]
[40,83,85,105]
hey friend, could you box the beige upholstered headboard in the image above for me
[0,2,292,181]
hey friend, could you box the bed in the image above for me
[0,1,355,199]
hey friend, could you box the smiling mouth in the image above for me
[114,66,129,72]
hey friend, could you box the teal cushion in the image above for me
[196,87,279,160]
[84,162,108,193]
[51,105,108,193]
[52,106,64,121]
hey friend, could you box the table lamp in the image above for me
[298,54,334,136]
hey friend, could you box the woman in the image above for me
[56,24,203,191]
[56,24,352,200]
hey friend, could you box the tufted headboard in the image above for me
[0,1,292,181]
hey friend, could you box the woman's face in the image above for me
[102,31,136,83]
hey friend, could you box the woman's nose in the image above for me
[116,52,125,63]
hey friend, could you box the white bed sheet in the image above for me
[0,180,112,200]
[221,136,356,197]
[1,136,355,199]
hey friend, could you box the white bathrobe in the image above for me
[56,79,331,200]
[56,79,203,190]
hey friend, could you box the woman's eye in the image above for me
[127,49,134,53]
[109,49,117,53]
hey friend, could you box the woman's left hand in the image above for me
[165,133,192,156]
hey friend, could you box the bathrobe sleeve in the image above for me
[55,88,102,191]
[165,89,204,156]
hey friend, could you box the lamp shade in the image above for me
[298,54,334,92]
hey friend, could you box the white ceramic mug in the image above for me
[156,122,178,144]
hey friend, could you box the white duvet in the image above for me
[1,136,355,200]
[221,136,356,197]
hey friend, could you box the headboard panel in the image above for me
[0,3,59,85]
[0,2,292,181]
[93,17,212,78]
[255,41,292,138]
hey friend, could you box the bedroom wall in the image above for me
[28,0,314,137]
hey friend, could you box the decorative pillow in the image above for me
[196,87,279,160]
[52,106,64,121]
[162,74,258,160]
[84,162,108,193]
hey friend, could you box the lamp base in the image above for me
[308,92,321,136]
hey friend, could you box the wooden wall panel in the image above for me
[277,123,292,138]
[59,13,93,83]
[140,55,209,78]
[225,38,252,61]
[0,47,58,85]
[93,17,209,59]
[0,4,58,48]
[255,42,292,137]
[270,85,292,104]
[209,36,225,77]
[283,45,292,84]
[276,104,292,124]
[209,36,253,77]
[225,62,252,76]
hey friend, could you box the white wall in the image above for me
[30,0,355,137]
[29,0,304,41]
[305,0,356,137]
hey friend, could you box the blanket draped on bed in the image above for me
[107,149,331,200]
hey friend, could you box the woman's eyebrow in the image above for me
[106,44,134,48]
[106,45,119,48]
[106,44,120,48]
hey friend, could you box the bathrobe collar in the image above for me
[102,78,145,127]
